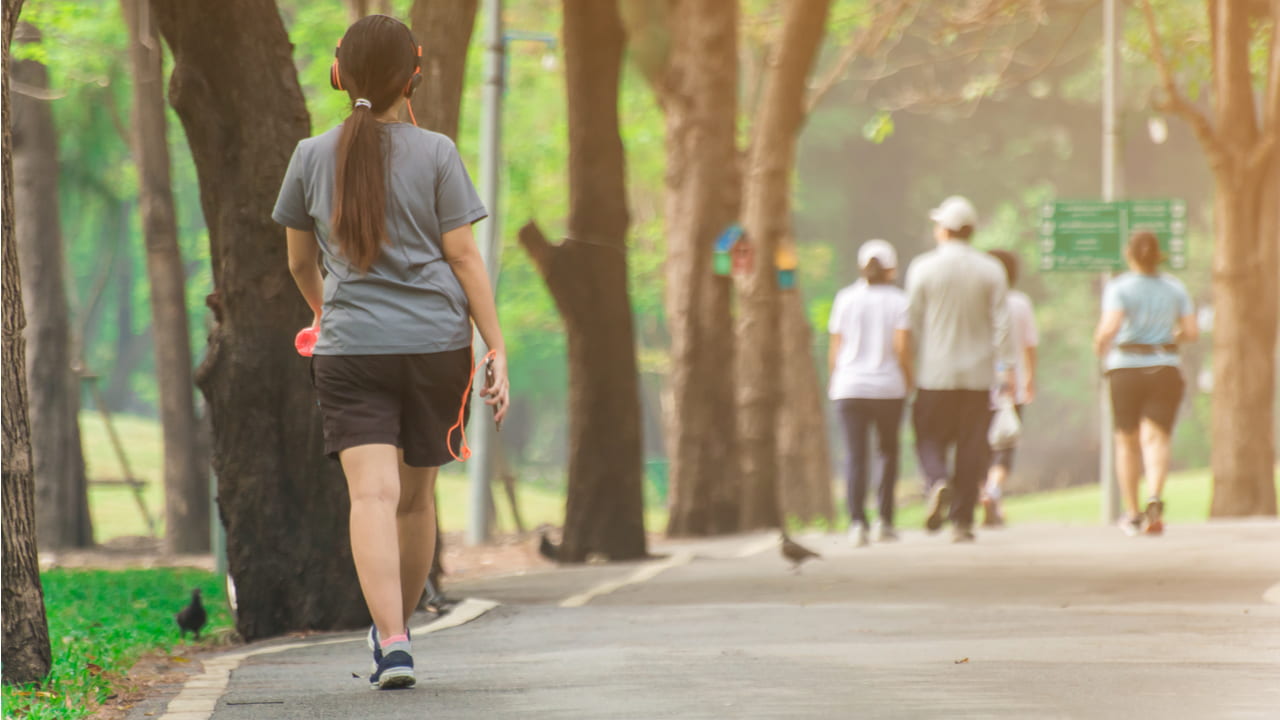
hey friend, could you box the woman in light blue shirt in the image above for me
[1094,231,1197,537]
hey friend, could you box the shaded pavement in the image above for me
[134,521,1280,719]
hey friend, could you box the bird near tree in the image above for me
[780,533,821,572]
[538,530,560,563]
[175,588,207,640]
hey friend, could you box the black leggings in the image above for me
[836,398,904,527]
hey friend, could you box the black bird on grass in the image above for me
[538,530,560,563]
[780,533,821,572]
[176,588,207,640]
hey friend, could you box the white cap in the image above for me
[929,196,979,231]
[857,239,898,270]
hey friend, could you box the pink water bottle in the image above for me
[295,324,320,357]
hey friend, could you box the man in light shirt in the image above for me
[904,196,1015,542]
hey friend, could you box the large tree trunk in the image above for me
[2,0,54,686]
[123,0,209,553]
[151,0,368,639]
[777,285,834,524]
[408,0,479,593]
[628,0,744,537]
[1204,0,1279,516]
[11,24,94,550]
[410,0,477,140]
[517,0,646,562]
[735,0,832,530]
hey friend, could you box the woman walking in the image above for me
[1094,231,1196,537]
[828,240,913,546]
[273,15,508,689]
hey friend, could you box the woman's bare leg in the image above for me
[1139,419,1172,501]
[396,453,439,626]
[340,444,406,642]
[1114,430,1143,517]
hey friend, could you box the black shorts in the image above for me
[312,349,473,468]
[1108,365,1185,434]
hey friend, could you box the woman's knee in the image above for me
[348,473,400,507]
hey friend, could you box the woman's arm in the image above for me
[442,223,509,422]
[286,228,323,325]
[1176,313,1199,344]
[893,328,915,394]
[828,334,841,375]
[1093,309,1124,357]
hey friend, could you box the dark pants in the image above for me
[913,389,992,528]
[836,398,904,528]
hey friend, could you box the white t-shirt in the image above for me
[827,281,909,400]
[1004,289,1040,405]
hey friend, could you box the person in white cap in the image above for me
[828,239,913,546]
[904,196,1014,542]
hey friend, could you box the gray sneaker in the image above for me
[872,521,898,542]
[848,524,870,548]
[951,525,976,543]
[925,484,951,533]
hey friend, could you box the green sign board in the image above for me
[1039,198,1187,272]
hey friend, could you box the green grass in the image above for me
[1,568,232,720]
[81,412,669,542]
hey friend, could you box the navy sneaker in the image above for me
[367,625,412,677]
[370,637,415,690]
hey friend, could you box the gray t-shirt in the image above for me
[272,123,487,355]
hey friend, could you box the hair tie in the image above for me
[353,98,372,110]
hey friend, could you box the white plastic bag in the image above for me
[988,397,1021,450]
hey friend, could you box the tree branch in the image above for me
[1138,0,1225,162]
[805,0,915,115]
[517,220,555,276]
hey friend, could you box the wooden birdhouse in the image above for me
[776,244,798,290]
[714,224,744,276]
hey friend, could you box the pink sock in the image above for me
[380,633,409,649]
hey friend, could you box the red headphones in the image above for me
[329,31,423,99]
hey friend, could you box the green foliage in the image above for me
[1,568,232,720]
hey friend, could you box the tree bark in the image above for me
[735,0,832,530]
[123,0,209,554]
[151,0,368,639]
[11,23,94,550]
[407,0,479,592]
[628,0,744,537]
[516,0,646,562]
[3,0,54,686]
[345,0,392,23]
[1202,0,1279,516]
[409,0,477,140]
[777,284,834,524]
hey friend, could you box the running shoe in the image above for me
[1119,515,1142,537]
[370,636,415,690]
[1143,499,1165,536]
[367,625,412,675]
[848,524,870,548]
[925,483,951,533]
[951,524,976,543]
[872,521,898,543]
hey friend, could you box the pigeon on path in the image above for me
[538,531,560,563]
[780,533,821,572]
[176,588,207,640]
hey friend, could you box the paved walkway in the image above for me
[133,521,1280,719]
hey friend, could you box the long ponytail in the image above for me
[332,104,388,273]
[329,15,418,273]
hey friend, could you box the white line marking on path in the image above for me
[734,534,780,559]
[157,597,499,720]
[559,552,694,608]
[1264,582,1280,606]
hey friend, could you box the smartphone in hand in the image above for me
[484,357,502,432]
